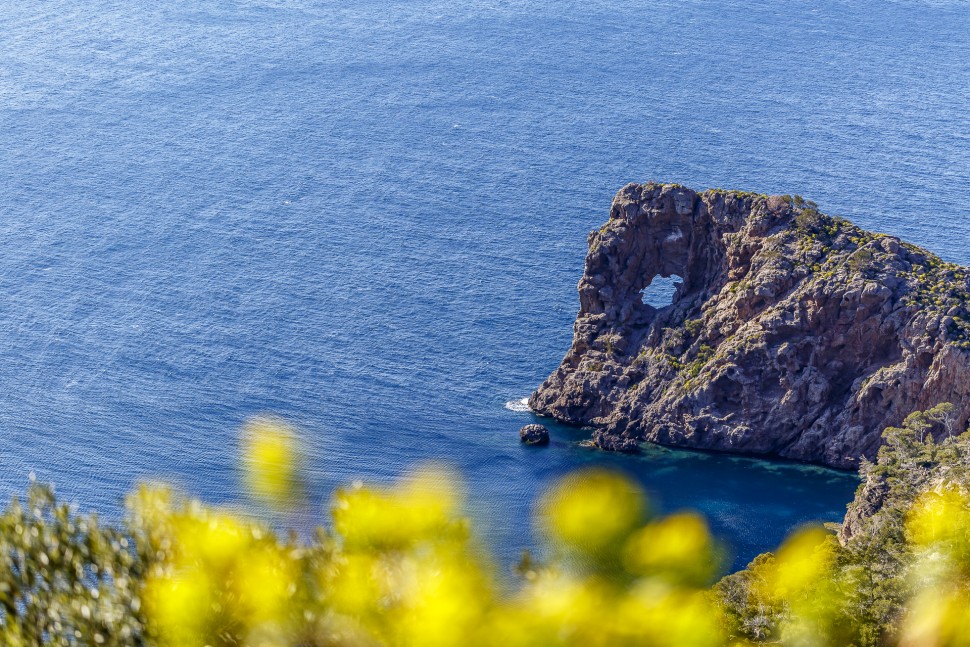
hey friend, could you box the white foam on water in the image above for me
[504,397,531,413]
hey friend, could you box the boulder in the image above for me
[519,424,550,446]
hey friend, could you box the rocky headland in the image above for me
[530,182,970,469]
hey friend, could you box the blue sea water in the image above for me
[1,0,969,571]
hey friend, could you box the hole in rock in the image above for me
[641,274,683,308]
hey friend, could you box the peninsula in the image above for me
[530,183,970,468]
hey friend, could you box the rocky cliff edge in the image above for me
[530,182,970,469]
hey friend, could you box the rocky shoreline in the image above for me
[530,183,970,469]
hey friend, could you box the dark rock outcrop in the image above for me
[590,429,640,453]
[530,182,970,469]
[519,424,550,445]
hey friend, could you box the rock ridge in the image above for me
[530,182,970,469]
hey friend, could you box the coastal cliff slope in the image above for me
[530,183,970,469]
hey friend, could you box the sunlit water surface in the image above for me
[3,0,969,570]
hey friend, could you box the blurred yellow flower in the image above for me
[238,544,295,623]
[242,417,304,508]
[145,572,213,646]
[623,512,718,584]
[540,468,647,553]
[908,489,970,549]
[769,526,833,598]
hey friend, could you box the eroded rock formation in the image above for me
[530,182,970,469]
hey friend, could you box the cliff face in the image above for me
[530,183,970,469]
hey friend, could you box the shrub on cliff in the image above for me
[716,402,970,647]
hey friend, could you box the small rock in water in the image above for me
[519,424,550,445]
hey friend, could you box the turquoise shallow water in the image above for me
[2,0,968,569]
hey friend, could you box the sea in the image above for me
[2,0,968,572]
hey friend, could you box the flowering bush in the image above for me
[3,412,970,646]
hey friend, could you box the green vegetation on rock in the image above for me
[716,403,970,646]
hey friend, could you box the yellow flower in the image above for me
[899,588,970,647]
[327,552,385,617]
[242,417,304,507]
[396,554,490,647]
[908,489,970,549]
[145,572,213,646]
[237,544,295,624]
[541,469,647,553]
[769,527,833,599]
[175,511,249,571]
[623,512,717,584]
[333,465,464,550]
